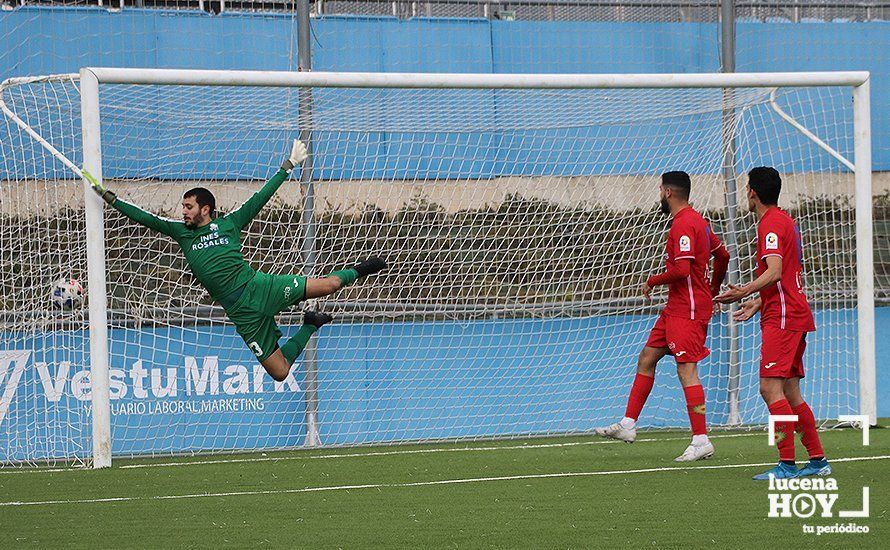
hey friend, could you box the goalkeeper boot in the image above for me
[595,419,636,443]
[796,458,831,478]
[752,461,798,481]
[674,441,715,462]
[304,310,333,329]
[353,256,388,278]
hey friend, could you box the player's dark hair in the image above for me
[661,171,691,201]
[183,187,216,216]
[748,166,782,206]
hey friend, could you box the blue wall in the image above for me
[2,308,884,460]
[0,8,885,180]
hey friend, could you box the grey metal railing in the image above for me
[8,0,890,21]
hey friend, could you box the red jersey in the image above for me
[661,207,724,321]
[756,207,816,332]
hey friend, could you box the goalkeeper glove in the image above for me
[281,139,308,171]
[82,169,117,205]
[353,256,388,277]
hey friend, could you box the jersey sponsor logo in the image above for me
[191,231,231,251]
[679,235,691,252]
[765,232,779,250]
[764,362,777,369]
[675,350,687,357]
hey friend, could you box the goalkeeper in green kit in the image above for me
[85,140,387,382]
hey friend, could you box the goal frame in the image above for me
[78,68,875,469]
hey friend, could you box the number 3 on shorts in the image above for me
[249,341,263,357]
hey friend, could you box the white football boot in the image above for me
[595,420,636,443]
[674,441,715,462]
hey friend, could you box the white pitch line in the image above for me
[0,432,772,475]
[1,454,887,508]
[117,432,764,471]
[0,465,91,475]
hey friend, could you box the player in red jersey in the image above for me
[716,167,829,480]
[597,171,730,462]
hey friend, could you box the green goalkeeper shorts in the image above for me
[222,271,307,361]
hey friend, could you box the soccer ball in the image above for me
[51,278,84,308]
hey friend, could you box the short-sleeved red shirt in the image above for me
[756,207,816,332]
[662,207,722,320]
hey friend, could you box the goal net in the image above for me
[0,70,874,467]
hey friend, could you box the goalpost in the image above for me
[0,69,875,468]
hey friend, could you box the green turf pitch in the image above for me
[1,425,886,548]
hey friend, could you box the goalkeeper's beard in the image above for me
[184,213,206,229]
[659,197,670,215]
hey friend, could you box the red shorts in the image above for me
[760,325,807,379]
[645,313,710,363]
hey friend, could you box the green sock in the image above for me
[280,324,317,364]
[328,268,359,287]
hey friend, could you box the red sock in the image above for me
[683,384,707,435]
[768,399,796,462]
[792,401,824,459]
[624,373,655,421]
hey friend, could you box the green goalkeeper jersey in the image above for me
[110,168,290,301]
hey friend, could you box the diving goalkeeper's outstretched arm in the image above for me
[224,140,307,229]
[84,169,182,237]
[85,139,307,234]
